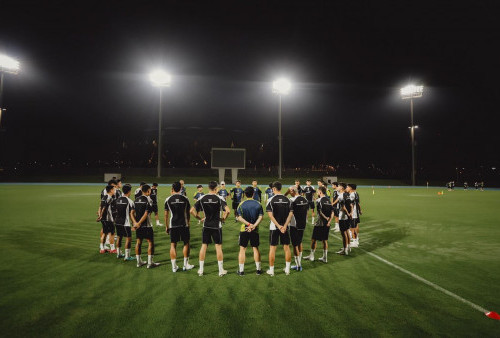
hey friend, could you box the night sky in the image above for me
[1,1,499,179]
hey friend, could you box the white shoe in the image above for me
[147,262,160,269]
[172,266,179,273]
[318,256,327,263]
[303,254,314,262]
[218,269,228,277]
[266,269,275,277]
[197,269,204,276]
[345,247,350,255]
[183,263,195,271]
[104,245,111,250]
[283,268,290,276]
[137,261,147,268]
[336,248,345,254]
[156,223,163,227]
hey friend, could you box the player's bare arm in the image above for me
[283,211,294,232]
[267,211,283,231]
[164,210,170,233]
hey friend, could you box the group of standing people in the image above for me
[96,178,362,276]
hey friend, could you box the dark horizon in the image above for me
[1,1,499,182]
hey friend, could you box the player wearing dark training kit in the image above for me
[302,179,316,224]
[235,186,264,276]
[98,179,118,250]
[151,183,163,227]
[230,180,244,220]
[190,181,231,277]
[132,184,160,268]
[334,183,352,255]
[304,186,333,262]
[288,186,309,271]
[134,182,146,199]
[252,180,262,202]
[179,179,187,197]
[265,183,274,203]
[266,181,294,276]
[97,185,117,254]
[217,181,229,200]
[331,182,340,232]
[114,184,137,261]
[165,181,194,272]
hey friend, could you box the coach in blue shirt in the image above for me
[235,186,264,276]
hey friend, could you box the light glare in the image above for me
[0,54,20,74]
[273,78,291,95]
[149,70,171,87]
[401,84,424,99]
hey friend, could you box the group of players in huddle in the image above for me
[96,178,362,276]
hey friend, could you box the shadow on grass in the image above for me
[329,216,410,258]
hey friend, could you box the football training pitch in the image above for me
[0,184,498,337]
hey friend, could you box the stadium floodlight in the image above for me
[149,69,171,177]
[149,70,171,87]
[272,78,291,95]
[401,84,424,186]
[0,54,20,128]
[272,78,291,179]
[0,54,20,75]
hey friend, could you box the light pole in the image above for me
[272,78,291,180]
[0,54,20,128]
[401,84,423,186]
[149,70,171,178]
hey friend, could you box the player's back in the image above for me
[165,194,190,227]
[115,196,134,226]
[266,194,291,226]
[134,195,152,226]
[196,194,226,228]
[291,195,308,229]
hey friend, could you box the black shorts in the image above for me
[333,208,339,217]
[151,204,158,213]
[290,227,304,247]
[350,218,359,228]
[136,227,154,240]
[339,220,350,232]
[202,227,222,245]
[232,201,240,210]
[312,226,329,241]
[115,224,132,237]
[101,221,115,235]
[170,227,190,243]
[239,231,260,248]
[269,229,290,246]
[308,201,315,210]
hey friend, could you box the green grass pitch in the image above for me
[0,184,499,337]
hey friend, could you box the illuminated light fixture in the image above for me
[401,84,423,99]
[149,70,171,87]
[0,54,20,74]
[401,84,424,186]
[272,78,292,179]
[149,69,172,177]
[272,78,291,95]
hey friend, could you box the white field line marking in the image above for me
[330,233,489,314]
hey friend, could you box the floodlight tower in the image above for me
[401,84,424,186]
[0,53,20,128]
[149,70,171,178]
[272,78,291,179]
